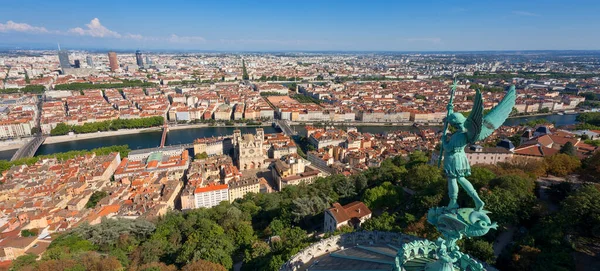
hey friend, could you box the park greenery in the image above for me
[194,152,208,160]
[0,85,46,94]
[50,116,164,136]
[53,80,155,91]
[255,75,298,82]
[167,79,216,86]
[291,94,321,104]
[259,91,287,97]
[10,149,600,271]
[0,145,130,174]
[242,60,249,80]
[469,83,506,93]
[576,112,600,130]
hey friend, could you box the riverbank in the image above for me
[0,138,29,151]
[507,111,578,119]
[167,122,272,131]
[44,128,162,144]
[42,123,274,145]
[290,121,431,127]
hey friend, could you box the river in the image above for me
[0,113,580,160]
[34,126,279,156]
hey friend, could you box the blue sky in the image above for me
[0,0,599,51]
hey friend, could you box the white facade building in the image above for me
[194,183,229,208]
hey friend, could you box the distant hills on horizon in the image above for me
[0,43,599,55]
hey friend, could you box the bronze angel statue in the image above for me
[440,84,516,211]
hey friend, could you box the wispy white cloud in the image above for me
[0,20,49,34]
[403,37,442,44]
[3,18,206,45]
[124,33,144,40]
[219,39,331,46]
[168,34,206,44]
[512,10,541,17]
[68,18,122,38]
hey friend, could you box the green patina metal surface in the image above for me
[400,83,516,271]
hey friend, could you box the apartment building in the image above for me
[194,183,229,208]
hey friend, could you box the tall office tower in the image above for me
[108,51,119,71]
[86,56,94,67]
[58,50,71,70]
[73,60,81,68]
[145,56,153,65]
[135,50,144,67]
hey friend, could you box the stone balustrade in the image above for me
[280,230,497,271]
[280,231,419,271]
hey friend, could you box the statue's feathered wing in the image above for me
[465,85,517,143]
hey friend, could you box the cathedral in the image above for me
[233,128,268,170]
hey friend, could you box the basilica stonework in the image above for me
[233,128,268,170]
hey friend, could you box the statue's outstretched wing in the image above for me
[465,89,484,144]
[475,85,517,142]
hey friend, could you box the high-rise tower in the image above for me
[108,52,119,71]
[86,56,94,68]
[135,50,144,67]
[145,56,153,65]
[58,50,71,70]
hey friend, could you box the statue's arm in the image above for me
[442,104,454,143]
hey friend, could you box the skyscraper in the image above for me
[58,50,71,70]
[108,52,119,72]
[135,50,144,67]
[145,56,153,65]
[86,56,94,68]
[73,60,81,69]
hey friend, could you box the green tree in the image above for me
[48,234,97,253]
[331,175,356,199]
[469,166,496,190]
[85,191,108,208]
[176,218,235,269]
[580,151,600,182]
[10,253,38,271]
[243,240,271,264]
[463,239,495,264]
[362,182,402,210]
[51,123,71,136]
[538,107,550,113]
[20,228,38,237]
[242,60,249,80]
[182,259,227,271]
[560,185,600,237]
[290,195,329,223]
[351,174,368,194]
[481,175,536,225]
[406,151,429,169]
[544,153,581,177]
[361,212,401,232]
[404,164,443,192]
[559,141,576,156]
[194,152,208,160]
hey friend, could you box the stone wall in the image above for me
[280,230,497,271]
[280,231,419,271]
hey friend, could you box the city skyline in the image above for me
[1,0,599,51]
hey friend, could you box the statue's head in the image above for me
[448,112,466,131]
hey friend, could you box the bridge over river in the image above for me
[11,135,47,161]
